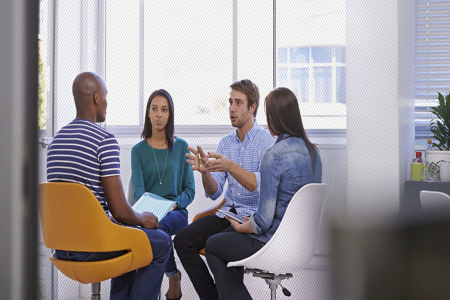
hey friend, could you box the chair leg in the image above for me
[91,282,101,300]
[266,278,281,300]
[246,269,293,300]
[270,288,277,300]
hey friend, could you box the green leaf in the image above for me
[430,92,450,150]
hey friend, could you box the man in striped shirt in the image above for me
[47,72,171,300]
[174,79,276,300]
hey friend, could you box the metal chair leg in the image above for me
[246,269,293,300]
[89,281,159,300]
[266,278,281,300]
[269,283,277,300]
[91,282,101,300]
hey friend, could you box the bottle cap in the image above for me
[427,139,432,143]
[416,152,422,157]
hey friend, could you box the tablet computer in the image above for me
[218,209,244,224]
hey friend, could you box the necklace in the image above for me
[152,147,168,185]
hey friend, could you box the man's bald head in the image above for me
[72,72,108,122]
[72,72,105,98]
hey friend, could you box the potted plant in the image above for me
[426,92,450,180]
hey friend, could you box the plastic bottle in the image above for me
[413,152,423,163]
[427,139,433,150]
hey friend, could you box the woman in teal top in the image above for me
[131,89,195,300]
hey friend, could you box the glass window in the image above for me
[335,46,346,63]
[105,1,140,126]
[278,48,288,63]
[277,0,346,129]
[105,1,233,127]
[143,1,233,126]
[277,68,288,87]
[336,66,346,104]
[313,67,332,103]
[291,68,309,103]
[237,0,273,126]
[311,47,332,63]
[277,46,345,105]
[38,0,52,131]
[290,47,309,63]
[103,0,346,131]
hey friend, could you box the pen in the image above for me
[197,145,202,166]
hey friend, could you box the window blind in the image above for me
[415,1,450,138]
[415,0,450,100]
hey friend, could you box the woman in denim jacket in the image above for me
[204,87,322,300]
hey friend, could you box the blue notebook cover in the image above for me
[132,192,176,221]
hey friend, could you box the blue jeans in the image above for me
[55,227,172,300]
[158,210,188,277]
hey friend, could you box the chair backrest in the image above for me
[128,177,136,206]
[228,183,326,274]
[420,190,450,211]
[39,182,149,253]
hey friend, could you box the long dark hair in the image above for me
[141,89,175,151]
[265,87,318,169]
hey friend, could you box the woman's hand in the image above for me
[225,216,254,233]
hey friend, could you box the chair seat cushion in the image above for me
[50,251,134,284]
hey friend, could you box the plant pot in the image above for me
[425,150,450,180]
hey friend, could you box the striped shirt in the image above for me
[207,121,276,219]
[46,119,121,214]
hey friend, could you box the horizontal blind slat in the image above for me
[416,44,450,51]
[416,1,450,9]
[416,66,450,72]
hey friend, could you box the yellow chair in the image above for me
[39,182,154,299]
[192,199,226,255]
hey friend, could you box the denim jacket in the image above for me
[248,133,322,243]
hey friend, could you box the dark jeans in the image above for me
[158,210,188,277]
[55,227,172,300]
[205,232,265,300]
[173,215,233,300]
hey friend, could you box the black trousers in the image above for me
[174,215,233,300]
[205,232,265,300]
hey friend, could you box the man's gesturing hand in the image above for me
[205,152,232,173]
[186,146,209,173]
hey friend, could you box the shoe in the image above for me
[165,270,182,300]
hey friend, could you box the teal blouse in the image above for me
[131,138,195,216]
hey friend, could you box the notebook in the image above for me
[132,192,176,221]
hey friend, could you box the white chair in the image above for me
[420,190,450,211]
[227,183,326,300]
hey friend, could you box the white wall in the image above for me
[346,0,415,217]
